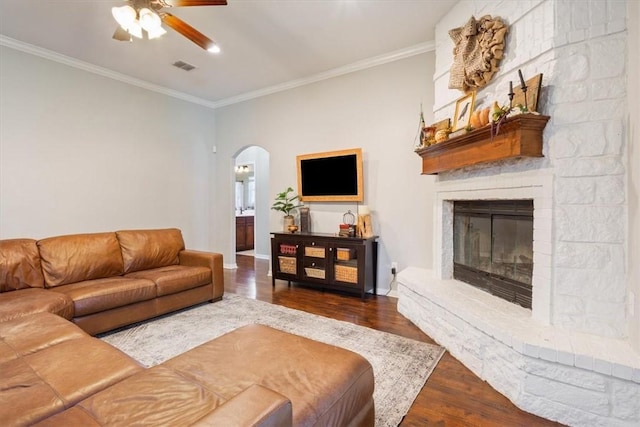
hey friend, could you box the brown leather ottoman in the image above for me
[37,324,375,427]
[164,324,375,426]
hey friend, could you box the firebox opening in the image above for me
[453,200,534,309]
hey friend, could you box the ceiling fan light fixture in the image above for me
[207,44,221,54]
[127,20,144,39]
[139,8,162,31]
[147,26,168,40]
[111,5,136,29]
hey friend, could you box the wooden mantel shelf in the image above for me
[415,113,550,175]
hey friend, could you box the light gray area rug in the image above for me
[100,293,445,427]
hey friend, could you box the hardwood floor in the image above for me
[226,255,564,427]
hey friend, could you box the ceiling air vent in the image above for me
[172,60,196,71]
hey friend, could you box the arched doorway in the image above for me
[233,146,270,259]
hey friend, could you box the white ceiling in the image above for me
[0,0,457,108]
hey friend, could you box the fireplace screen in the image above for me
[453,200,533,308]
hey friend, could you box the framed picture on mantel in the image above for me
[453,91,476,131]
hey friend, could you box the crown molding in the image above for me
[1,35,435,110]
[0,35,218,109]
[212,40,436,108]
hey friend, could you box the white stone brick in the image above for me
[575,353,595,370]
[523,373,610,415]
[607,1,627,24]
[590,0,607,26]
[594,357,613,375]
[612,363,634,381]
[556,205,626,243]
[550,82,589,105]
[555,294,586,315]
[548,121,606,158]
[552,99,626,125]
[555,242,611,269]
[554,157,625,177]
[590,37,626,79]
[611,379,640,421]
[557,349,575,366]
[524,358,608,392]
[605,119,625,154]
[552,54,589,84]
[595,175,625,204]
[592,77,627,100]
[519,393,602,426]
[571,1,590,29]
[555,177,596,203]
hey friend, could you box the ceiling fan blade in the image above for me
[159,0,227,7]
[113,25,131,41]
[162,12,218,51]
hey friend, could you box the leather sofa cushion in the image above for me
[37,233,124,288]
[0,239,45,292]
[52,277,156,317]
[0,288,73,324]
[117,228,185,274]
[163,324,375,426]
[0,313,142,426]
[41,366,225,426]
[0,312,84,363]
[125,265,210,297]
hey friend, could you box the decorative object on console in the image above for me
[299,206,310,233]
[453,90,476,131]
[287,224,298,233]
[271,186,303,232]
[340,210,356,237]
[357,205,374,239]
[448,15,508,92]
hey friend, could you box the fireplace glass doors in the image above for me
[453,200,534,308]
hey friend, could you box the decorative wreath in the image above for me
[448,15,508,92]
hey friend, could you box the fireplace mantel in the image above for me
[416,114,550,175]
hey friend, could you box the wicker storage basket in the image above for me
[336,247,355,261]
[304,246,325,258]
[278,256,296,274]
[305,267,325,279]
[335,265,358,283]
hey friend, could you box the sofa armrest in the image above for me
[178,250,223,300]
[191,384,292,427]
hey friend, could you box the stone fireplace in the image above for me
[397,1,639,426]
[453,199,534,308]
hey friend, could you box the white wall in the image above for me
[214,53,437,292]
[0,46,215,249]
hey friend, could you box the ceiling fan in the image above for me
[112,0,227,53]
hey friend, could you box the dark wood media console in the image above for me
[271,232,378,300]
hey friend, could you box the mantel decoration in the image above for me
[453,91,476,131]
[449,15,508,92]
[271,187,303,232]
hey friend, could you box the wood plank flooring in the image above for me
[225,255,564,427]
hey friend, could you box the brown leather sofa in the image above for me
[0,228,223,335]
[1,313,374,426]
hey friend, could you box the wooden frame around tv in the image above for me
[296,148,364,202]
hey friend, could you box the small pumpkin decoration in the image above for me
[470,110,482,128]
[435,129,449,143]
[470,107,491,128]
[479,107,490,126]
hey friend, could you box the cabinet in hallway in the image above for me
[236,216,254,251]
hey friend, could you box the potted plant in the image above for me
[271,187,303,232]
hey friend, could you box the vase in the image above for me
[283,215,294,232]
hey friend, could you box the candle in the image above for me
[518,69,526,89]
[359,205,370,215]
[509,80,513,94]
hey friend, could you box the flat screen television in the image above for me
[297,148,364,202]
